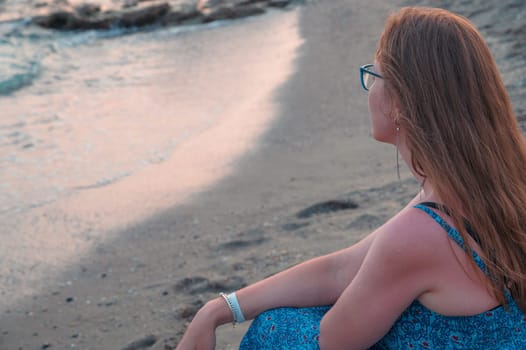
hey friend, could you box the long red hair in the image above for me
[377,7,526,311]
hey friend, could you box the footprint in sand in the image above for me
[296,199,359,219]
[174,275,246,294]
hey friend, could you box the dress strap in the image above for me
[413,203,488,274]
[418,201,482,245]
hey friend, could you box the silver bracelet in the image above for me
[220,292,246,326]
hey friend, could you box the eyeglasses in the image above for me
[360,64,383,91]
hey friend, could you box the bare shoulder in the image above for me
[318,204,450,348]
[367,205,448,275]
[376,205,445,247]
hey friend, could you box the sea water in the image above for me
[0,19,211,215]
[0,4,302,311]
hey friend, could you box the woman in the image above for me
[177,7,526,349]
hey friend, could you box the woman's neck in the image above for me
[397,136,437,202]
[418,178,436,202]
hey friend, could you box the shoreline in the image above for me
[2,0,526,349]
[1,0,305,31]
[0,3,302,330]
[1,1,401,348]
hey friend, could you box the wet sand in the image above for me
[1,0,526,349]
[0,4,302,314]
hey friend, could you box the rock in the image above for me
[204,4,266,21]
[123,0,140,8]
[30,0,302,31]
[118,3,171,27]
[32,11,108,30]
[159,4,201,26]
[75,3,101,17]
[196,0,221,13]
[197,0,266,21]
[32,11,76,30]
[32,3,171,30]
[269,0,291,7]
[198,0,293,13]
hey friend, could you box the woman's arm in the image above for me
[236,229,377,318]
[318,207,439,349]
[177,192,424,350]
[176,231,377,350]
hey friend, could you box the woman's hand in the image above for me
[175,312,216,350]
[176,298,231,350]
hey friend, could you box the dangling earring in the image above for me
[396,126,400,181]
[419,177,427,201]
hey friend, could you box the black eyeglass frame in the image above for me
[360,64,383,91]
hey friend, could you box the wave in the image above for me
[0,20,43,96]
[0,4,240,97]
[0,17,143,97]
[0,59,41,96]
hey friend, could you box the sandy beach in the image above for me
[1,0,526,349]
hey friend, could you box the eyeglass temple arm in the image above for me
[366,70,383,79]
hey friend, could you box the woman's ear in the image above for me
[385,88,402,125]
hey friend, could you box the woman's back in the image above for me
[411,203,500,316]
[240,203,526,349]
[374,203,526,349]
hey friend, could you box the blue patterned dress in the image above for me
[239,204,526,349]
